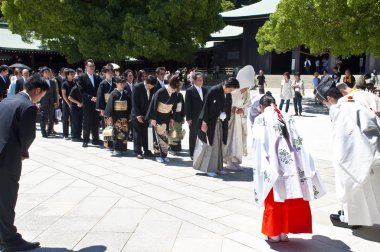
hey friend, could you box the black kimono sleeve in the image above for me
[96,83,107,111]
[145,91,159,121]
[104,92,116,118]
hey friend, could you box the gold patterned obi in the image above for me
[114,101,128,111]
[157,102,173,114]
[104,93,111,103]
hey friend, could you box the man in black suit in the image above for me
[132,75,156,159]
[152,66,166,94]
[38,67,58,137]
[0,65,10,101]
[123,69,134,141]
[185,72,207,158]
[0,74,49,252]
[14,69,29,95]
[77,59,102,147]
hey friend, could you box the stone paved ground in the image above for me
[14,89,380,252]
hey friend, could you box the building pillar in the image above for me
[365,54,380,73]
[291,47,301,74]
[328,55,336,74]
[30,54,35,70]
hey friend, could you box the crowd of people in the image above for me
[0,60,379,251]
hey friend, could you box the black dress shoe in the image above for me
[92,139,103,145]
[330,214,362,229]
[144,151,154,157]
[82,142,88,148]
[2,239,40,252]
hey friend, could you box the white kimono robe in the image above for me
[224,90,251,163]
[330,99,380,225]
[252,105,326,207]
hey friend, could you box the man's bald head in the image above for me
[22,69,29,78]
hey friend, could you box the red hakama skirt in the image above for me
[262,189,312,237]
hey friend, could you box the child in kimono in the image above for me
[104,77,132,155]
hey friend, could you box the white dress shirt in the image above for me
[195,85,203,101]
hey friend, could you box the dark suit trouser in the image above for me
[189,123,197,157]
[62,103,71,137]
[40,105,55,135]
[83,104,99,143]
[132,118,149,155]
[0,171,22,244]
[70,106,83,139]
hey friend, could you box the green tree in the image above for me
[221,0,235,11]
[1,0,224,63]
[256,0,380,57]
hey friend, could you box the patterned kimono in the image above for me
[104,89,132,152]
[251,105,325,237]
[168,92,185,152]
[146,87,177,158]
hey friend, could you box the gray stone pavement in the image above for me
[14,89,380,252]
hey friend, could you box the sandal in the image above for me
[280,233,289,242]
[267,235,280,243]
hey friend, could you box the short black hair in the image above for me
[294,72,301,77]
[325,87,343,100]
[39,66,50,74]
[259,91,276,107]
[64,68,75,76]
[145,75,157,85]
[24,74,50,92]
[0,65,9,72]
[223,77,240,89]
[115,76,126,84]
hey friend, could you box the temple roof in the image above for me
[210,25,243,40]
[0,23,45,51]
[221,0,280,21]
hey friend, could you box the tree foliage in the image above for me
[256,0,380,57]
[221,0,235,11]
[1,0,224,63]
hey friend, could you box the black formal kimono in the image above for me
[39,79,57,136]
[68,84,83,140]
[169,92,185,152]
[96,79,115,111]
[104,89,132,153]
[0,92,37,245]
[131,82,153,155]
[185,85,207,157]
[145,87,177,158]
[194,84,232,172]
[61,80,75,138]
[77,73,102,144]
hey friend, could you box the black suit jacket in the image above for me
[78,73,101,108]
[185,85,207,122]
[39,80,58,110]
[131,82,152,118]
[15,77,26,94]
[0,93,37,177]
[0,75,10,100]
[55,75,64,97]
[198,84,232,145]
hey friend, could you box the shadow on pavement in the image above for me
[301,97,329,115]
[267,235,351,251]
[352,225,380,243]
[32,245,107,252]
[195,167,254,182]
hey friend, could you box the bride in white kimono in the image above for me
[315,82,380,227]
[224,65,254,170]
